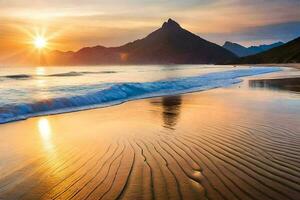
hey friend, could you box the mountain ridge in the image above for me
[233,37,300,64]
[223,41,284,57]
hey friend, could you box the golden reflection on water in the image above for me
[35,67,46,76]
[34,66,49,99]
[35,67,46,88]
[38,118,54,152]
[36,79,46,87]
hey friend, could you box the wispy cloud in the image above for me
[200,21,300,46]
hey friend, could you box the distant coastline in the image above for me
[236,63,300,70]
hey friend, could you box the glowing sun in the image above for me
[34,36,47,49]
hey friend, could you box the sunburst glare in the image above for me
[34,36,47,49]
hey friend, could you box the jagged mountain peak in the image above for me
[224,41,233,45]
[162,18,181,30]
[223,41,244,47]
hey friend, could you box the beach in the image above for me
[0,69,299,200]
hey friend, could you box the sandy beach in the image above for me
[0,71,300,200]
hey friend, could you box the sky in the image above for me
[0,0,300,58]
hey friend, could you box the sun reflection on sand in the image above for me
[38,118,54,152]
[37,117,65,186]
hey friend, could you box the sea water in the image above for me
[0,65,281,123]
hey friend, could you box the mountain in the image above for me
[223,41,284,57]
[223,42,251,57]
[248,42,284,53]
[48,19,237,65]
[235,37,300,64]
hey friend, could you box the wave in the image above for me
[0,70,119,81]
[0,67,281,123]
[48,71,84,77]
[48,70,118,77]
[3,74,32,79]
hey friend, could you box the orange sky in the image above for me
[0,0,300,63]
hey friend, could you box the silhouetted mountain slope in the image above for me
[248,42,284,53]
[223,42,250,57]
[236,37,300,63]
[223,41,284,57]
[50,19,237,65]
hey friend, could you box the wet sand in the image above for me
[249,77,300,92]
[0,72,300,200]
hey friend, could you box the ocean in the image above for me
[0,65,281,123]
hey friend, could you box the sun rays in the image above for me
[34,36,47,49]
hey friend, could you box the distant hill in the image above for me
[48,19,236,65]
[223,42,251,57]
[235,37,300,64]
[223,41,284,57]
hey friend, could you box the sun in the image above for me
[34,36,47,49]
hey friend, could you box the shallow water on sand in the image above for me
[0,70,299,200]
[249,77,300,92]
